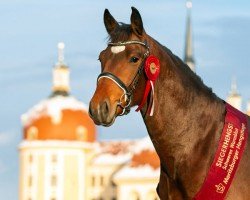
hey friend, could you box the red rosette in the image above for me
[144,55,160,81]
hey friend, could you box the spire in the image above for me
[57,42,65,65]
[51,42,70,97]
[184,0,195,72]
[229,77,239,96]
[227,77,242,111]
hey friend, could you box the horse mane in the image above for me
[157,40,218,99]
[108,23,219,101]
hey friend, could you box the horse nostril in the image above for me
[100,100,110,118]
[89,102,95,118]
[88,105,93,117]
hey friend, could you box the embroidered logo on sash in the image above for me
[215,183,225,194]
[194,103,248,200]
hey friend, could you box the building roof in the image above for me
[21,95,96,142]
[112,137,160,180]
[114,164,160,181]
[93,140,135,165]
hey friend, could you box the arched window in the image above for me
[76,126,87,141]
[27,126,38,140]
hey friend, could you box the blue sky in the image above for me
[0,0,250,199]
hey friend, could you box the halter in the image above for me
[97,40,150,116]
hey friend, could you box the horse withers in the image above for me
[89,7,250,200]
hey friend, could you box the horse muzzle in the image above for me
[89,99,116,127]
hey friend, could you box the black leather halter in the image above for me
[97,40,150,116]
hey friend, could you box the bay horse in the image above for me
[89,7,250,199]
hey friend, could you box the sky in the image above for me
[0,0,250,199]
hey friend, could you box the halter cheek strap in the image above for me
[97,72,129,100]
[97,72,132,116]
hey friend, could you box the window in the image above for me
[91,176,95,186]
[51,155,57,163]
[100,176,104,186]
[76,126,87,141]
[29,155,33,163]
[28,176,32,187]
[51,175,57,186]
[27,126,38,140]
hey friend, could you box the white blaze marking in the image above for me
[111,46,125,54]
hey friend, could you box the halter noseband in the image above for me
[97,40,150,116]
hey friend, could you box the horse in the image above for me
[88,7,250,200]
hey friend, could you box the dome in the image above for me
[21,96,96,142]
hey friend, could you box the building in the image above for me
[226,77,250,115]
[226,77,242,111]
[19,43,160,200]
[19,42,97,200]
[89,138,159,200]
[183,1,249,114]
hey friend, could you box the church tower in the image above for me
[51,42,70,96]
[226,77,242,111]
[184,0,195,72]
[19,43,96,200]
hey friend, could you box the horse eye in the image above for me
[130,57,139,63]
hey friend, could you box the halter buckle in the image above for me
[117,93,132,116]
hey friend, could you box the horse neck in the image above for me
[142,37,225,171]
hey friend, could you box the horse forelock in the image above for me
[108,23,132,43]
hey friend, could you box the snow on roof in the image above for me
[97,140,135,154]
[92,140,135,165]
[96,137,159,179]
[21,96,88,127]
[92,137,157,166]
[113,164,160,180]
[93,152,132,165]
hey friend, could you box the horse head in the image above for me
[89,7,151,126]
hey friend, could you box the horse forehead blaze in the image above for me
[111,45,126,54]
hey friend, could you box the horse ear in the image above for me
[130,7,144,36]
[104,9,119,34]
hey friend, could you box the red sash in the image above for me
[194,103,248,200]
